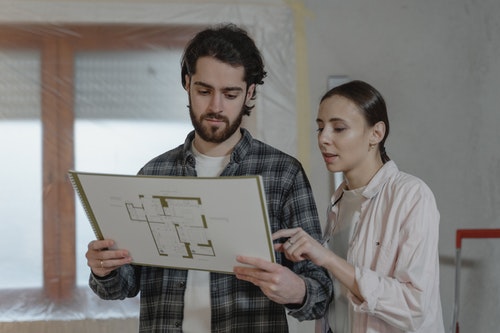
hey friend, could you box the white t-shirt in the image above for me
[182,143,230,333]
[327,186,365,333]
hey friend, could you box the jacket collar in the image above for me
[331,160,399,203]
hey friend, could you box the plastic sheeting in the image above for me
[0,0,298,154]
[0,0,300,325]
[0,287,140,321]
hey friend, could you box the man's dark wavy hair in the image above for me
[181,23,267,116]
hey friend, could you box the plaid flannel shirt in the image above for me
[90,128,332,332]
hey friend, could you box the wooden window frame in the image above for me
[0,24,199,300]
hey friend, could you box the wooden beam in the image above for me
[42,35,75,301]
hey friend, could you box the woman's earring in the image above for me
[369,143,377,151]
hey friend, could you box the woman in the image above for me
[273,80,444,332]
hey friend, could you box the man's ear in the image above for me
[246,84,256,104]
[184,75,190,91]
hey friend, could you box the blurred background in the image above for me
[0,1,499,332]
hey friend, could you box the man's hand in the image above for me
[233,255,306,305]
[86,239,132,277]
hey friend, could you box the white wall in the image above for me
[304,1,500,332]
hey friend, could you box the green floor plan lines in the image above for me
[126,195,216,259]
[70,171,274,273]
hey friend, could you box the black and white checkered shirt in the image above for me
[90,128,332,332]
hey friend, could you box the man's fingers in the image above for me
[88,239,114,251]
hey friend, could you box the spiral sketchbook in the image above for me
[68,171,275,274]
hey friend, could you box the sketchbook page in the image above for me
[68,171,275,274]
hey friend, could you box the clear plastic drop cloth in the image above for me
[0,0,297,323]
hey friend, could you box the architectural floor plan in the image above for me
[126,195,216,259]
[69,171,274,273]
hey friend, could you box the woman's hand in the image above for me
[274,228,362,301]
[272,227,331,267]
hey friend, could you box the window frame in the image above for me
[0,24,200,300]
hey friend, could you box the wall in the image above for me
[303,1,500,332]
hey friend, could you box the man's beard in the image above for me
[188,101,245,144]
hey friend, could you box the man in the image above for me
[86,23,332,332]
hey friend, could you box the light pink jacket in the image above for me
[326,161,444,333]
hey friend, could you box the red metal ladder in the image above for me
[450,229,500,333]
